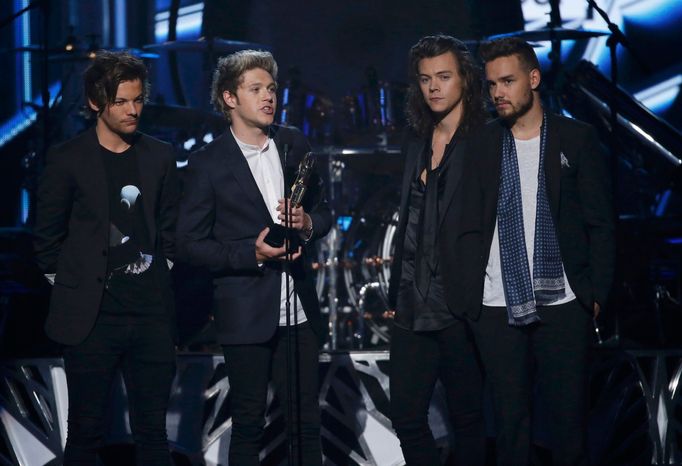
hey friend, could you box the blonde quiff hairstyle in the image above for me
[211,50,278,121]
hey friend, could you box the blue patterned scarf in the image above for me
[497,114,565,326]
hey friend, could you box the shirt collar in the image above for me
[230,126,271,155]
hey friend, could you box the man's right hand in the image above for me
[255,227,302,263]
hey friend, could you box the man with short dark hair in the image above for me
[467,37,615,465]
[33,51,179,465]
[176,49,331,466]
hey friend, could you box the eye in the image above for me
[505,79,513,85]
[419,77,429,84]
[134,97,144,103]
[114,100,125,106]
[440,75,450,81]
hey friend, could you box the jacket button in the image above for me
[96,277,103,283]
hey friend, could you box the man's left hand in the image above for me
[277,198,311,232]
[593,302,601,319]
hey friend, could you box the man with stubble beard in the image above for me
[466,37,615,465]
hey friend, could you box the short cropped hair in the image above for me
[211,50,278,121]
[479,37,540,72]
[405,34,486,137]
[83,50,149,117]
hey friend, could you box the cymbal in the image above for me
[488,27,609,42]
[49,48,159,62]
[2,45,159,61]
[139,104,224,129]
[143,38,270,54]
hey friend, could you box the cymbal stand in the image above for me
[325,148,343,350]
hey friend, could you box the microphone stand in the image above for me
[282,143,299,466]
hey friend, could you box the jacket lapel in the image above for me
[84,128,110,234]
[222,130,273,222]
[545,114,561,223]
[438,136,465,230]
[271,125,297,192]
[398,138,424,224]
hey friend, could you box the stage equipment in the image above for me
[487,26,609,42]
[142,38,270,110]
[310,146,403,350]
[564,60,682,175]
[2,349,679,465]
[143,38,265,54]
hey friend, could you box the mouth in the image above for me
[261,105,274,114]
[122,119,138,126]
[495,101,511,109]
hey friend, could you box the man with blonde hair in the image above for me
[177,50,331,465]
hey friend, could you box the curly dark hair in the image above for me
[405,34,486,137]
[479,37,540,72]
[83,50,149,117]
[211,50,278,121]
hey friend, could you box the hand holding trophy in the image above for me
[264,152,315,252]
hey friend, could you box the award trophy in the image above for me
[264,151,315,250]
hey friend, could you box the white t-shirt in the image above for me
[483,135,576,307]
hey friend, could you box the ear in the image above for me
[88,98,102,114]
[529,68,541,91]
[223,90,237,110]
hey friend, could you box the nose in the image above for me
[126,101,138,116]
[261,88,274,101]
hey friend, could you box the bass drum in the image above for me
[341,185,400,347]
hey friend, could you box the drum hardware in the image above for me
[142,38,269,54]
[487,26,609,42]
[357,282,390,348]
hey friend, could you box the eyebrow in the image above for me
[419,70,453,77]
[115,94,144,100]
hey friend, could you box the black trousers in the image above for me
[222,321,322,466]
[471,300,591,466]
[390,321,486,466]
[62,314,176,466]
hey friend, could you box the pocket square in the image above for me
[560,152,570,168]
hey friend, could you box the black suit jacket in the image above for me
[454,114,615,320]
[176,125,332,346]
[387,129,476,319]
[33,128,180,345]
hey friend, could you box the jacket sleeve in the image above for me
[176,152,260,273]
[158,146,180,261]
[33,149,73,274]
[577,126,615,306]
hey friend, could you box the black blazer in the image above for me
[457,114,615,320]
[33,128,179,345]
[387,129,477,320]
[176,125,332,346]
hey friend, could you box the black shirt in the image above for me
[99,144,163,315]
[395,143,456,331]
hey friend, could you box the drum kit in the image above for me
[3,20,613,350]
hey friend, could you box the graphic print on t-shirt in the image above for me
[109,184,153,275]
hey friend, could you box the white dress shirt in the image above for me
[232,128,307,326]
